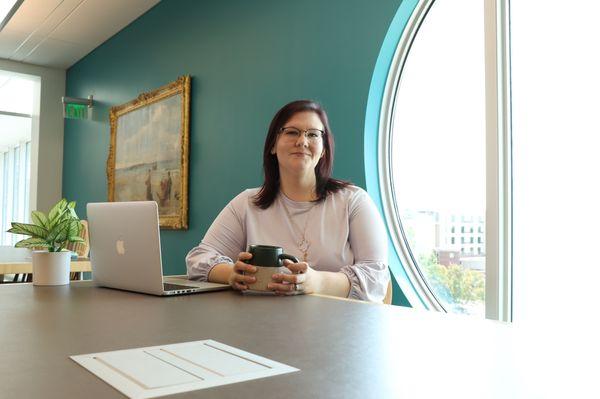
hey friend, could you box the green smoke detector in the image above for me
[62,95,93,120]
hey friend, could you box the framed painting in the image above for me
[107,75,190,229]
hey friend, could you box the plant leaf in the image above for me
[47,219,68,242]
[8,222,48,238]
[55,227,69,244]
[48,208,68,231]
[31,211,49,229]
[59,220,73,244]
[48,199,67,223]
[67,201,78,218]
[15,237,51,248]
[67,236,85,243]
[66,220,79,240]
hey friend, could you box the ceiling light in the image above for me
[0,0,24,32]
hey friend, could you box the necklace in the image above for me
[279,195,315,262]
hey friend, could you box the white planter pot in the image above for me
[32,251,71,286]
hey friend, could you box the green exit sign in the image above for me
[64,103,87,120]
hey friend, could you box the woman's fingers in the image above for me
[229,270,256,290]
[234,262,257,274]
[231,281,247,291]
[283,260,308,274]
[268,282,296,293]
[234,260,257,275]
[238,251,252,261]
[271,272,305,284]
[230,252,256,291]
[269,262,311,294]
[268,272,305,293]
[234,272,256,284]
[270,261,307,293]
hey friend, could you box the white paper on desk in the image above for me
[70,340,299,399]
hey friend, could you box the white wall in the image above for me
[0,58,65,214]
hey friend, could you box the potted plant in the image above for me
[7,199,84,286]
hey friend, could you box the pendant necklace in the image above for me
[280,195,315,262]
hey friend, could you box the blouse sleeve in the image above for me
[185,192,248,281]
[339,189,390,302]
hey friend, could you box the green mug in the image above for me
[246,245,298,291]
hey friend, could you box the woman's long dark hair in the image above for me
[253,100,350,209]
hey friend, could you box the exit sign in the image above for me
[64,103,87,120]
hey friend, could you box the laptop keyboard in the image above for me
[163,283,195,291]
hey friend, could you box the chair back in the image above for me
[383,280,393,305]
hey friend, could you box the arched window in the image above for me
[367,0,512,319]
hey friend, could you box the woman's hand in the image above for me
[268,259,321,295]
[228,252,257,291]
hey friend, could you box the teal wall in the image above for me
[64,0,404,293]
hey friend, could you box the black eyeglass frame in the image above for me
[279,126,326,140]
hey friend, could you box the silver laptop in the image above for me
[87,201,229,296]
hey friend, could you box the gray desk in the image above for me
[0,282,595,398]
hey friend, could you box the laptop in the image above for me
[86,201,229,296]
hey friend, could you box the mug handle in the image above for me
[278,253,299,266]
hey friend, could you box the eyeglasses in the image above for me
[279,127,325,142]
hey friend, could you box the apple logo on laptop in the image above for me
[115,239,126,255]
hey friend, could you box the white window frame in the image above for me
[377,0,513,320]
[484,0,512,322]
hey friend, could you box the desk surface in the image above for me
[0,282,596,398]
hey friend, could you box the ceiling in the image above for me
[0,0,160,69]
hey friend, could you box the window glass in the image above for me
[0,72,35,115]
[390,0,486,315]
[0,113,31,146]
[0,71,35,246]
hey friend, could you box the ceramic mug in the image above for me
[245,245,298,291]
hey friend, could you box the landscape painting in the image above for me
[107,76,190,229]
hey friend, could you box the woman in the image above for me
[186,100,389,302]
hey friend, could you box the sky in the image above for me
[391,0,485,214]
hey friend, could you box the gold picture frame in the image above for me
[107,75,190,229]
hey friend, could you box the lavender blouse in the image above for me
[185,186,389,302]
